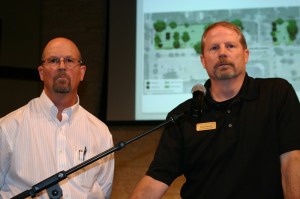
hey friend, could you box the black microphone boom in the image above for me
[10,113,185,199]
[10,84,203,199]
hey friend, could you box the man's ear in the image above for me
[200,54,206,69]
[244,49,250,64]
[38,66,44,81]
[80,65,86,81]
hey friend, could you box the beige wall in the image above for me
[110,125,185,199]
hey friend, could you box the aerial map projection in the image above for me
[142,6,300,96]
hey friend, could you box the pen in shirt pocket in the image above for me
[83,146,87,161]
[78,147,87,162]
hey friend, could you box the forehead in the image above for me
[204,26,240,44]
[43,39,80,58]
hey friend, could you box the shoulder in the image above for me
[0,104,28,131]
[254,77,292,88]
[251,77,293,93]
[0,95,43,139]
[167,99,191,119]
[250,77,298,101]
[250,77,299,114]
[1,95,42,125]
[0,104,30,148]
[78,106,111,135]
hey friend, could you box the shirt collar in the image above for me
[238,73,259,101]
[39,90,80,123]
[203,73,259,109]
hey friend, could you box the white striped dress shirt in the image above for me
[0,91,114,199]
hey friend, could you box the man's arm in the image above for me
[280,150,300,199]
[0,126,12,190]
[129,175,169,199]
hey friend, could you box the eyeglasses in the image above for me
[41,57,83,69]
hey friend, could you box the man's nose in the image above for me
[219,45,228,58]
[57,59,66,69]
[219,45,227,55]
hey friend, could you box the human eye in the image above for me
[65,58,75,63]
[226,43,235,48]
[48,58,60,64]
[209,45,219,51]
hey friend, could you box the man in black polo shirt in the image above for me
[130,21,300,199]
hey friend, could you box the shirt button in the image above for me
[228,124,232,128]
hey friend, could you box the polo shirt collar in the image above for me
[203,73,259,109]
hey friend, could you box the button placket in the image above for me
[57,124,67,170]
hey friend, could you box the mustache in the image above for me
[215,57,234,68]
[54,71,70,80]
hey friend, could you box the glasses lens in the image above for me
[47,58,60,66]
[44,57,81,68]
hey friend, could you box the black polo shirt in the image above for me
[146,74,300,199]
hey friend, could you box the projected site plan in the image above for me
[136,4,300,120]
[144,7,300,93]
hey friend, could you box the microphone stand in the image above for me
[11,113,184,199]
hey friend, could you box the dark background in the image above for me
[0,0,111,121]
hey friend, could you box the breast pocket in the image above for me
[73,151,101,190]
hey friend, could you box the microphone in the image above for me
[190,84,206,123]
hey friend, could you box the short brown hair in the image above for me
[200,21,248,55]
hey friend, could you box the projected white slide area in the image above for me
[135,0,300,120]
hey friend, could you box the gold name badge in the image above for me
[196,122,216,131]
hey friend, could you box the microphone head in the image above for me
[191,84,206,96]
[190,84,206,123]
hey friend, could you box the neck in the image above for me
[55,95,77,121]
[44,90,77,121]
[210,73,245,102]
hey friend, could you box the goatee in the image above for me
[53,72,71,93]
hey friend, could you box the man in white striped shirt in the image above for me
[0,37,114,199]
